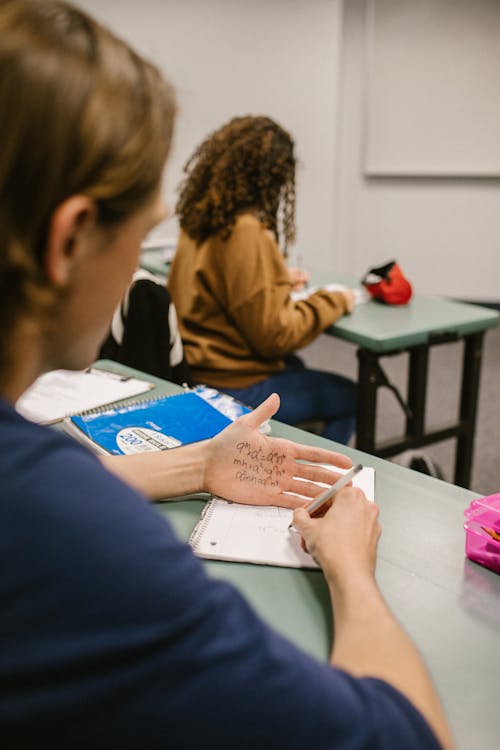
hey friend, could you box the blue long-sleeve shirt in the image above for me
[0,400,441,749]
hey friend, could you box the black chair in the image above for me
[99,269,192,387]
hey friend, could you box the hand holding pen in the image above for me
[289,464,363,529]
[292,465,380,577]
[288,253,310,291]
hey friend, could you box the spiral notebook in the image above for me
[15,368,153,424]
[189,465,375,569]
[63,386,252,456]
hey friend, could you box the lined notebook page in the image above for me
[189,466,375,569]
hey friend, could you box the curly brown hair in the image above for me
[176,115,296,254]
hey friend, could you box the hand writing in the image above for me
[288,266,311,292]
[202,393,352,508]
[340,289,356,313]
[293,487,380,579]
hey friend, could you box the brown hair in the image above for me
[0,0,176,371]
[176,115,296,254]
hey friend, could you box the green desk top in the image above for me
[140,248,170,278]
[95,361,500,750]
[329,294,499,352]
[160,428,500,750]
[141,257,499,352]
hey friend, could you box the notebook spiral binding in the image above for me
[188,499,218,551]
[70,390,179,418]
[70,382,242,419]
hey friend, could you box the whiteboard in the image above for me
[364,0,500,176]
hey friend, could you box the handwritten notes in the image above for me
[233,441,286,489]
[190,498,318,568]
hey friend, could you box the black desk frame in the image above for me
[355,331,485,488]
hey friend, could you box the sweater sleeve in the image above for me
[233,286,348,358]
[219,223,348,358]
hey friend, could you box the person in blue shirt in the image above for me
[0,2,453,749]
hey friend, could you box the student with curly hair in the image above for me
[169,116,357,444]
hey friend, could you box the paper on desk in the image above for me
[189,465,375,569]
[291,283,369,305]
[15,368,153,424]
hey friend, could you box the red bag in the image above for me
[362,261,412,305]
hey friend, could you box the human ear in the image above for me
[44,196,97,286]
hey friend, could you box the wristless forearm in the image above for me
[327,573,454,749]
[100,443,206,500]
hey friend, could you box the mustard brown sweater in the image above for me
[168,214,348,389]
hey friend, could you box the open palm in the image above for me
[203,394,352,508]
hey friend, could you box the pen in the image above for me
[297,253,309,290]
[289,463,363,529]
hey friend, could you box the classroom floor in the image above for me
[300,322,500,496]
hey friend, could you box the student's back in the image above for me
[169,116,357,445]
[170,213,348,387]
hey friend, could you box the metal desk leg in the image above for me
[355,348,379,454]
[406,344,429,440]
[455,331,484,488]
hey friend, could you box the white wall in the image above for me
[364,0,500,176]
[76,0,500,301]
[335,0,500,301]
[76,0,343,268]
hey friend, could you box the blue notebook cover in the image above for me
[191,385,251,422]
[67,391,237,455]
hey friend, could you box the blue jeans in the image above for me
[220,365,356,445]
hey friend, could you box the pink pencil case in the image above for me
[464,493,500,574]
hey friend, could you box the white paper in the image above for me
[15,369,152,424]
[291,283,369,305]
[189,465,375,569]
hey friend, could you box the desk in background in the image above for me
[320,280,499,489]
[140,247,172,278]
[137,250,499,488]
[95,360,500,750]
